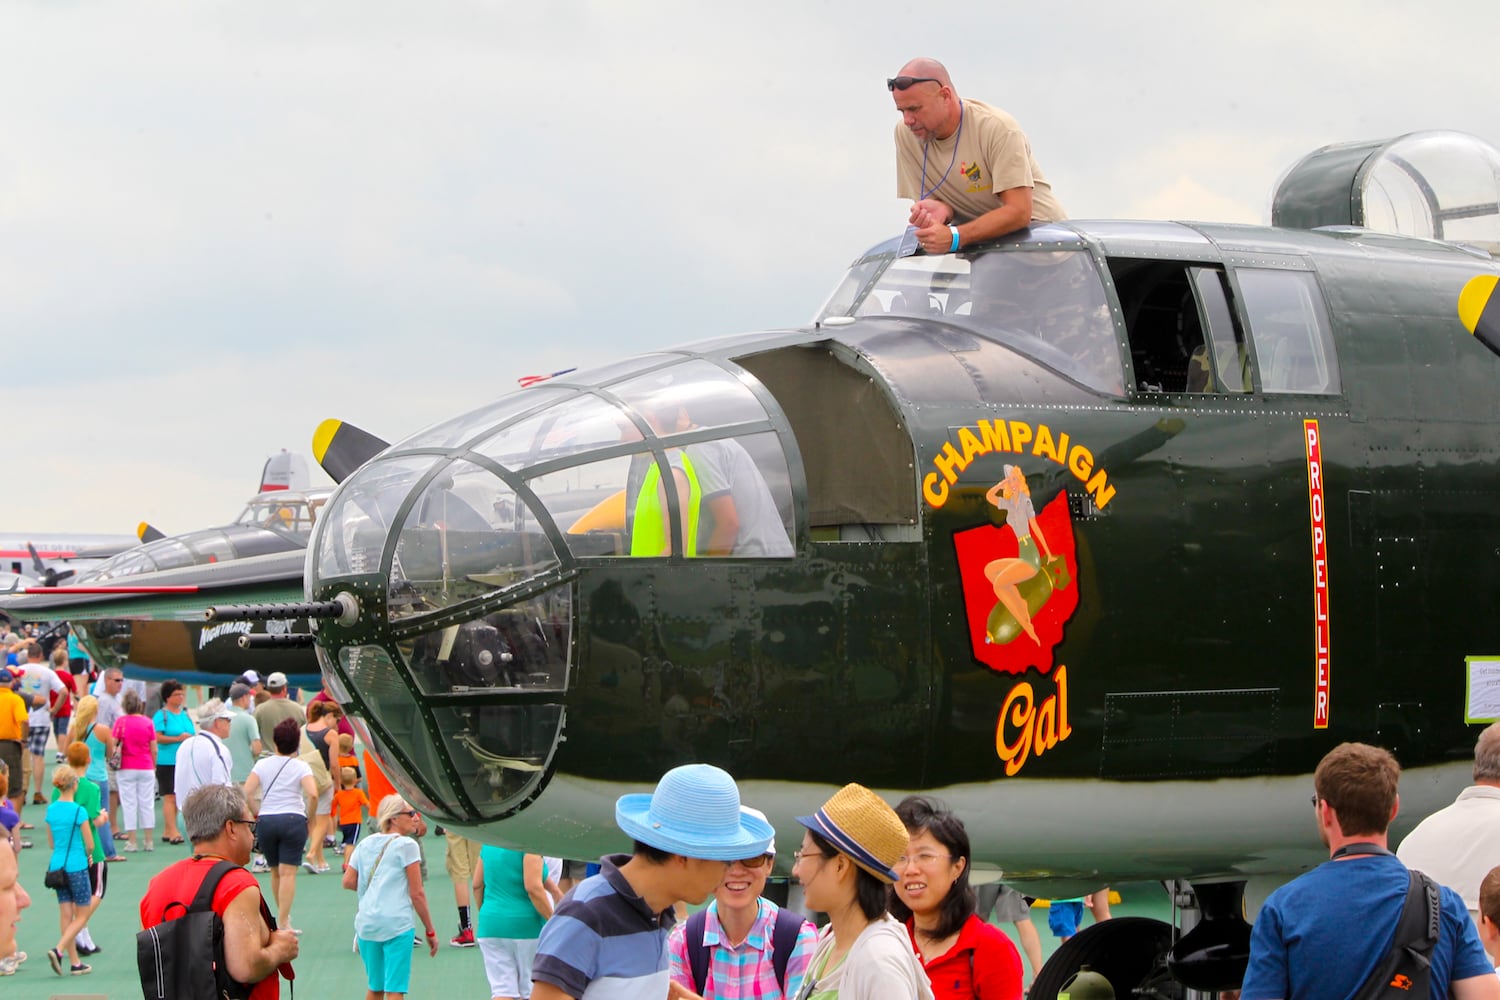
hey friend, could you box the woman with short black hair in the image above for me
[244,717,317,933]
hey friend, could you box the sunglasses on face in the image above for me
[733,853,773,869]
[888,76,940,92]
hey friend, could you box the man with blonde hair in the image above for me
[1242,742,1498,1000]
[1400,723,1500,926]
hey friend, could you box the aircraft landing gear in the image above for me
[1028,916,1181,1000]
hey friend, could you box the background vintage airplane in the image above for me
[5,131,1500,997]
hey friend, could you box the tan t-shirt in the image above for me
[895,98,1065,225]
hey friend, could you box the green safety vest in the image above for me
[629,451,701,556]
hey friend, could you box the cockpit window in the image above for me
[816,249,1124,395]
[389,458,562,620]
[469,394,642,472]
[1237,269,1340,394]
[610,359,771,433]
[317,456,440,578]
[396,388,569,451]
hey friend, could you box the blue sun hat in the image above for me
[615,764,774,861]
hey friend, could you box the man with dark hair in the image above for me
[1400,723,1500,926]
[140,785,299,998]
[1242,742,1499,1000]
[531,764,773,1000]
[890,57,1065,256]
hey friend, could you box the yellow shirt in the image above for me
[0,688,26,741]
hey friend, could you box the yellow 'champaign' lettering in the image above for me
[925,420,1116,511]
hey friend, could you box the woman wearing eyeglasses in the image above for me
[342,795,438,1000]
[668,808,818,1000]
[790,784,933,1000]
[889,797,1022,1000]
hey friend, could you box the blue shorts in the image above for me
[257,812,309,867]
[54,867,92,907]
[358,932,414,993]
[1048,899,1084,938]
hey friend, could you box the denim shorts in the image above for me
[257,811,309,867]
[54,867,92,907]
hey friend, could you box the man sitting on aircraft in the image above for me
[891,58,1066,256]
[1398,722,1500,928]
[1241,742,1499,1000]
[530,764,774,1000]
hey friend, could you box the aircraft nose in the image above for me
[308,450,574,823]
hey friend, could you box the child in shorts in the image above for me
[336,733,361,783]
[331,766,369,858]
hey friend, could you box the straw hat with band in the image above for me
[616,763,775,861]
[797,783,907,884]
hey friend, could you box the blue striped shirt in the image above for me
[533,854,676,1000]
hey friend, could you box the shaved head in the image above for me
[898,58,952,89]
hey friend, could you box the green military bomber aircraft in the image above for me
[6,130,1500,997]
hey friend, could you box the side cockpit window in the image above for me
[1234,268,1340,394]
[1109,259,1250,394]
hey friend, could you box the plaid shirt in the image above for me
[668,899,817,1000]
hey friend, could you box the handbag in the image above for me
[44,807,81,890]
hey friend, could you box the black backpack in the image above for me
[1337,843,1441,1000]
[137,860,272,1000]
[686,906,806,997]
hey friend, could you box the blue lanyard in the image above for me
[918,99,964,201]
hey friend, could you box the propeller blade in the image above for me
[26,542,44,573]
[138,522,165,543]
[313,419,390,484]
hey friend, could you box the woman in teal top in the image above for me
[151,680,194,844]
[473,845,552,1000]
[43,766,96,976]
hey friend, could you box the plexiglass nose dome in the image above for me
[306,354,796,823]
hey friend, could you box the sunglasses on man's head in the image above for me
[888,76,940,91]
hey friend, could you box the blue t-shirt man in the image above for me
[1242,852,1493,999]
[532,854,673,1000]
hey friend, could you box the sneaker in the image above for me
[54,752,65,764]
[315,862,331,873]
[323,835,336,848]
[70,962,92,975]
[333,845,344,856]
[123,841,139,853]
[32,793,45,805]
[77,943,100,957]
[450,927,476,948]
[17,840,30,850]
[0,955,17,976]
[301,859,319,874]
[48,948,63,976]
[252,856,269,872]
[144,841,155,852]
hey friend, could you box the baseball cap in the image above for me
[0,668,11,685]
[238,670,262,686]
[265,671,287,690]
[228,682,252,701]
[210,708,236,723]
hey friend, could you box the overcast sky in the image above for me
[5,0,1497,532]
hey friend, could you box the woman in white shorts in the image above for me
[473,844,552,1000]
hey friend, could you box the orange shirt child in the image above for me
[332,785,369,827]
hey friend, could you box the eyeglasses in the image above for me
[400,810,420,818]
[1309,794,1319,807]
[232,818,257,834]
[896,852,956,867]
[887,76,940,92]
[791,850,829,863]
[732,854,772,870]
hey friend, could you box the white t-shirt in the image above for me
[249,755,313,817]
[17,663,65,727]
[174,730,233,806]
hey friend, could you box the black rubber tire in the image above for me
[1028,916,1179,999]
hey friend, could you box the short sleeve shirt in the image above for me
[895,99,1065,226]
[533,854,676,1000]
[348,831,422,942]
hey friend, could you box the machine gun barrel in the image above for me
[238,633,318,650]
[206,591,360,627]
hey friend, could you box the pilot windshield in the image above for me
[818,248,1123,395]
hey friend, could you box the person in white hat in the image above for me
[252,672,304,751]
[173,703,235,831]
[532,764,773,1000]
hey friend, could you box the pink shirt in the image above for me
[113,714,156,769]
